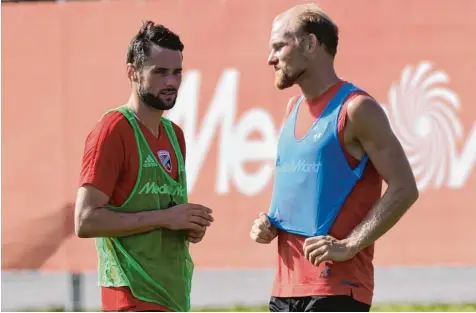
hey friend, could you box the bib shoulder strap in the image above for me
[161,117,186,172]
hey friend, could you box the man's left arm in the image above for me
[344,96,419,252]
[304,96,419,265]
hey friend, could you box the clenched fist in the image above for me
[250,212,277,244]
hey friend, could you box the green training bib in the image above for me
[95,105,192,312]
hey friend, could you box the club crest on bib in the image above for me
[158,150,172,172]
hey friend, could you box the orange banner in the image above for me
[2,0,475,272]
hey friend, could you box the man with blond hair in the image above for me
[250,4,418,311]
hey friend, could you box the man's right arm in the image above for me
[75,185,164,238]
[251,96,298,244]
[74,185,213,238]
[74,113,212,238]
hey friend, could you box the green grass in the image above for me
[192,303,476,312]
[371,304,476,312]
[23,303,476,312]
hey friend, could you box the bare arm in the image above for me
[344,96,419,252]
[303,96,419,265]
[74,185,213,238]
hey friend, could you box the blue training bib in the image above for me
[267,83,368,237]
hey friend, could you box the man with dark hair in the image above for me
[75,21,214,312]
[250,3,418,312]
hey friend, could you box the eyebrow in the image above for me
[270,41,285,48]
[152,67,183,72]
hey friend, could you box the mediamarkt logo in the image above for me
[138,182,186,197]
[166,61,475,195]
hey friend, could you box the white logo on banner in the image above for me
[382,61,475,191]
[168,63,475,194]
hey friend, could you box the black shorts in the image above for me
[269,295,371,312]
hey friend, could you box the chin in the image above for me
[160,98,177,109]
[275,73,295,90]
[276,80,293,90]
[162,105,175,111]
[163,102,177,110]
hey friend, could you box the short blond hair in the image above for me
[279,3,339,57]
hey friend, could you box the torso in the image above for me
[294,84,366,161]
[272,81,383,305]
[80,111,185,312]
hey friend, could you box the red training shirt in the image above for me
[79,110,186,312]
[271,81,383,305]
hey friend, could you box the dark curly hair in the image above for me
[126,21,184,71]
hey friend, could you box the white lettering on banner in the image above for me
[165,69,279,196]
[232,108,277,195]
[448,125,476,188]
[168,63,475,196]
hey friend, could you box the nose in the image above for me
[268,51,277,66]
[164,73,180,88]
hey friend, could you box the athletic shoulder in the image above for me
[346,94,386,124]
[85,110,135,144]
[96,110,130,134]
[340,84,378,118]
[80,110,129,196]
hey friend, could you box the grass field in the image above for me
[192,304,476,312]
[31,304,476,312]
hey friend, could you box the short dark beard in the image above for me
[138,86,176,111]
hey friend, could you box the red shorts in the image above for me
[101,287,173,312]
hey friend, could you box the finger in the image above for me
[253,218,274,237]
[190,216,211,227]
[304,242,328,260]
[191,204,213,214]
[192,210,214,222]
[187,222,207,232]
[314,251,331,266]
[188,236,202,244]
[304,236,325,247]
[252,231,271,244]
[192,209,214,221]
[303,240,330,255]
[250,230,256,240]
[188,233,205,240]
[255,237,271,244]
[257,222,272,232]
[254,218,266,228]
[252,224,274,240]
[308,246,328,265]
[250,227,271,243]
[189,229,206,238]
[188,230,205,238]
[189,228,206,235]
[255,223,274,237]
[258,212,271,228]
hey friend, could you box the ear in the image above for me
[126,63,138,83]
[307,33,319,53]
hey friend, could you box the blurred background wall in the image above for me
[2,0,475,310]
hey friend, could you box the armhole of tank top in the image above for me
[111,111,147,209]
[338,91,368,169]
[170,122,185,161]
